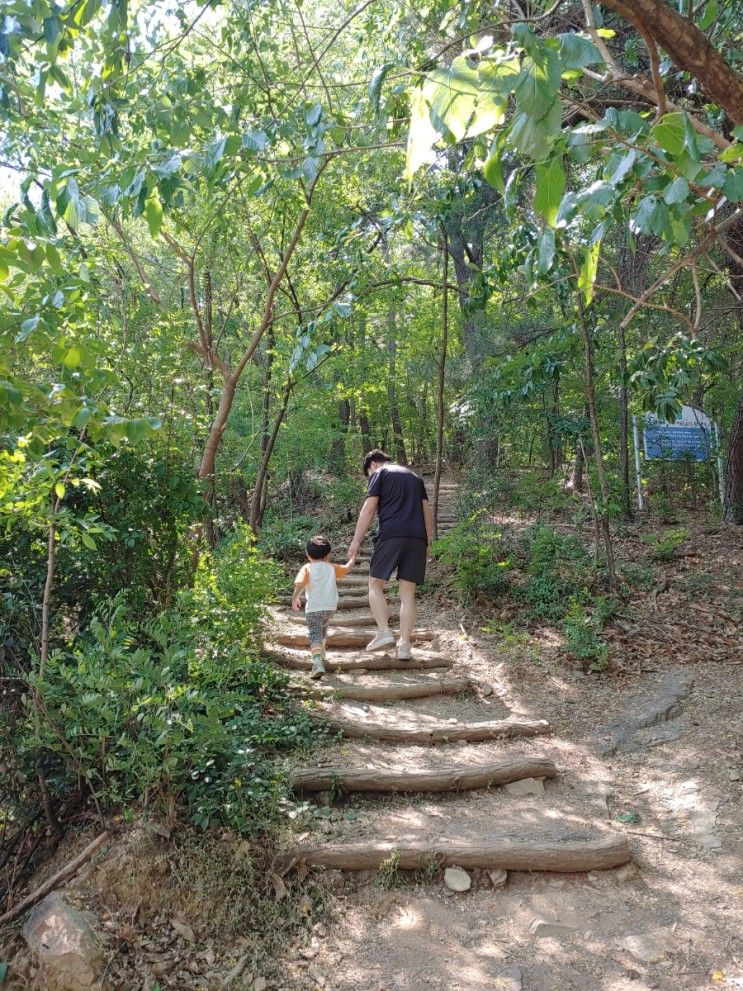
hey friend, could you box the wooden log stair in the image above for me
[265,479,631,875]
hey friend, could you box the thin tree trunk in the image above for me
[723,393,743,523]
[330,398,351,472]
[433,233,449,539]
[251,378,293,532]
[387,337,408,464]
[577,300,617,588]
[617,320,632,520]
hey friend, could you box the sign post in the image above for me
[640,405,723,508]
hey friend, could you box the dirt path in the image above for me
[263,482,742,991]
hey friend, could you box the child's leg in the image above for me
[306,612,326,678]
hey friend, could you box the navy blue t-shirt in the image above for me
[367,464,429,542]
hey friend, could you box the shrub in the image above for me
[432,516,511,604]
[641,527,691,561]
[561,599,609,671]
[22,525,315,833]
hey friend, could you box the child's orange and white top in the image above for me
[294,561,351,613]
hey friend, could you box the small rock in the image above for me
[620,932,673,964]
[444,866,471,892]
[529,919,576,938]
[729,769,741,781]
[253,978,268,991]
[488,869,508,889]
[501,966,523,991]
[614,861,640,881]
[23,892,102,991]
[505,777,546,797]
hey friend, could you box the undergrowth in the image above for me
[433,487,616,669]
[15,524,318,834]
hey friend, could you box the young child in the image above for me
[291,536,356,679]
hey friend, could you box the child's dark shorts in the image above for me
[370,536,427,585]
[306,610,334,645]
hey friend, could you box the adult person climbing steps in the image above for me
[348,449,433,660]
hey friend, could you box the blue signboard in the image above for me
[643,406,713,462]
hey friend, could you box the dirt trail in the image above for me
[263,481,742,991]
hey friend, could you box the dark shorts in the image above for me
[370,537,427,585]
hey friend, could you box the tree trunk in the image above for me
[433,233,449,538]
[616,319,633,519]
[577,301,616,587]
[250,378,293,532]
[329,398,351,472]
[603,0,743,124]
[723,393,743,523]
[387,337,408,464]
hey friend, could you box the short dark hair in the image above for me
[363,449,391,477]
[306,535,332,559]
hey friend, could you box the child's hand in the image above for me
[291,598,301,612]
[348,555,357,567]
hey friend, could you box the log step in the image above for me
[279,596,398,610]
[264,648,453,673]
[317,713,551,743]
[273,629,434,649]
[283,834,630,873]
[281,611,395,630]
[301,674,472,703]
[290,756,557,794]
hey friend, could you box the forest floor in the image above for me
[1,486,741,991]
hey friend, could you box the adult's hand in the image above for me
[348,538,361,560]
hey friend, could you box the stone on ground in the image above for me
[22,892,102,991]
[620,931,674,964]
[443,866,471,892]
[488,869,508,889]
[505,777,546,797]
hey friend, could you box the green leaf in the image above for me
[205,135,227,170]
[0,960,8,981]
[369,64,393,114]
[537,227,555,275]
[534,156,565,227]
[43,16,61,44]
[423,56,479,143]
[557,33,600,69]
[54,481,66,499]
[683,116,700,161]
[144,195,163,238]
[650,113,685,156]
[81,532,97,550]
[663,176,689,205]
[514,51,560,121]
[0,258,7,282]
[242,129,268,152]
[483,147,504,194]
[723,167,743,202]
[578,240,601,305]
[305,103,322,126]
[509,100,561,160]
[405,87,439,178]
[62,346,83,368]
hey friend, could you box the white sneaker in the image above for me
[396,642,412,661]
[310,656,326,679]
[365,630,396,652]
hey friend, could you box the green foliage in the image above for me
[21,527,311,833]
[432,516,511,604]
[259,514,319,561]
[642,527,692,561]
[562,599,609,671]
